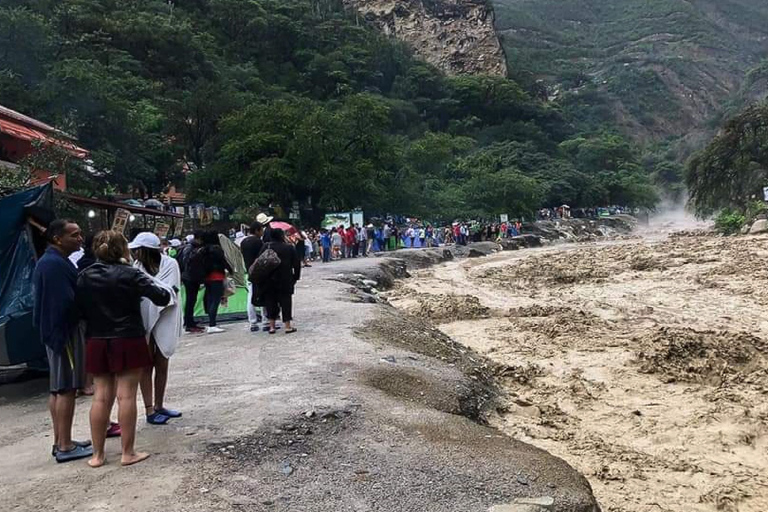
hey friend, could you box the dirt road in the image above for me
[388,233,768,512]
[0,255,597,512]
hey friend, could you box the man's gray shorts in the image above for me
[46,324,86,394]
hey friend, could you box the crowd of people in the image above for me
[229,220,528,265]
[32,209,537,467]
[32,210,302,467]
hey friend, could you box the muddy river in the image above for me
[387,232,768,512]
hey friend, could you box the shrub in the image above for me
[714,209,746,235]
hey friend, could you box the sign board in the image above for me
[201,208,213,226]
[154,220,170,239]
[112,208,130,234]
[499,214,509,223]
[351,211,364,227]
[321,212,351,230]
[170,218,184,238]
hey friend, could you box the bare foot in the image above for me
[121,452,150,466]
[87,456,106,468]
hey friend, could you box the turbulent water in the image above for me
[387,230,768,512]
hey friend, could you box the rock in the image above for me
[380,355,397,364]
[489,497,554,511]
[468,248,486,258]
[281,461,294,476]
[489,505,548,512]
[345,0,507,76]
[515,496,554,507]
[750,219,768,234]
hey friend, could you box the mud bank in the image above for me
[387,234,768,512]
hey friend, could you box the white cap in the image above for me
[170,239,182,248]
[128,232,161,250]
[186,234,194,242]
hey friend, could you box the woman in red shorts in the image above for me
[77,230,170,468]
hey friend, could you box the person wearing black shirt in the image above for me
[240,221,265,332]
[258,229,301,334]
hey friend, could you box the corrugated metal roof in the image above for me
[0,105,59,134]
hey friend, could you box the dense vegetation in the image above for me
[0,0,661,222]
[687,103,768,218]
[492,0,768,147]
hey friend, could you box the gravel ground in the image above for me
[0,248,598,512]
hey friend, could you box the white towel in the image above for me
[135,255,183,358]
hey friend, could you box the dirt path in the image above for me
[0,255,598,512]
[388,234,768,512]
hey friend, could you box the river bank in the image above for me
[0,250,598,512]
[387,233,768,512]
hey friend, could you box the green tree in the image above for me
[686,102,768,216]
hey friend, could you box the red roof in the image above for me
[0,111,88,159]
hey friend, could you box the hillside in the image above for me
[491,0,768,144]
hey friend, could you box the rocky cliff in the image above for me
[345,0,507,76]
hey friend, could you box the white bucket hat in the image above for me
[256,212,274,225]
[128,232,161,250]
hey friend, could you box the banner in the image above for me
[154,220,170,238]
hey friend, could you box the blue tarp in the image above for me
[0,184,52,365]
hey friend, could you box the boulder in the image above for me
[750,219,768,234]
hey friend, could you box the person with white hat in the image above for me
[168,238,181,258]
[129,232,183,426]
[255,213,273,241]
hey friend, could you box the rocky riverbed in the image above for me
[387,232,768,512]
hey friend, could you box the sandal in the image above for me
[285,328,297,334]
[146,412,170,425]
[106,422,121,438]
[268,329,276,335]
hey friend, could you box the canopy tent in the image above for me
[0,184,53,365]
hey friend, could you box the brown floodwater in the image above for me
[387,232,768,512]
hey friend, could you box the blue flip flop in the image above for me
[55,444,93,463]
[155,407,182,418]
[146,412,170,425]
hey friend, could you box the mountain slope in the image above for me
[491,0,768,142]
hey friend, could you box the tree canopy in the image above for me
[0,0,662,221]
[686,102,768,217]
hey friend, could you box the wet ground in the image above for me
[0,254,597,512]
[388,232,768,512]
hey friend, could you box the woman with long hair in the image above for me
[201,231,232,334]
[129,232,183,426]
[77,230,170,468]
